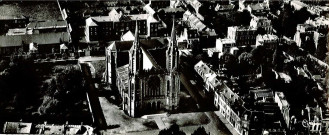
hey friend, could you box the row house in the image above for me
[255,34,279,49]
[194,60,286,134]
[274,91,329,134]
[194,60,217,85]
[6,20,70,36]
[213,81,250,135]
[0,32,70,55]
[26,20,70,34]
[147,15,163,37]
[227,26,257,46]
[147,0,170,11]
[85,9,160,42]
[250,16,273,34]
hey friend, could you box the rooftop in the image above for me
[0,32,70,47]
[3,122,32,134]
[220,38,236,44]
[257,34,278,41]
[27,20,67,29]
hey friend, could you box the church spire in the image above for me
[134,21,139,47]
[170,17,176,44]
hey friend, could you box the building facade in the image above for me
[106,21,180,117]
[250,16,273,34]
[227,26,257,46]
[85,10,153,42]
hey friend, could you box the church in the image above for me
[105,20,180,117]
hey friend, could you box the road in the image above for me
[80,63,107,129]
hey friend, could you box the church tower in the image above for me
[128,21,143,117]
[166,18,180,111]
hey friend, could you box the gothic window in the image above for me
[148,76,160,96]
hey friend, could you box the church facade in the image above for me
[105,21,180,117]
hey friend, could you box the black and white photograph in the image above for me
[0,0,328,134]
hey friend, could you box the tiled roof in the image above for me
[183,10,207,31]
[91,15,120,22]
[0,15,26,20]
[6,28,28,35]
[27,20,67,29]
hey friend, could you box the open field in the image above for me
[0,1,62,20]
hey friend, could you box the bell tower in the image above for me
[166,18,180,111]
[128,21,142,117]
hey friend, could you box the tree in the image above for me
[235,9,252,26]
[280,4,295,37]
[191,126,209,135]
[158,123,186,135]
[256,27,266,35]
[238,52,254,74]
[239,52,253,65]
[251,46,273,66]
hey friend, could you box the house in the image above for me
[255,34,279,49]
[194,60,286,135]
[2,122,32,134]
[0,32,70,55]
[84,9,155,42]
[274,92,290,129]
[178,28,199,48]
[250,16,272,34]
[227,26,257,46]
[147,15,163,37]
[183,10,208,31]
[216,38,236,54]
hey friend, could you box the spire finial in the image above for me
[171,17,176,42]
